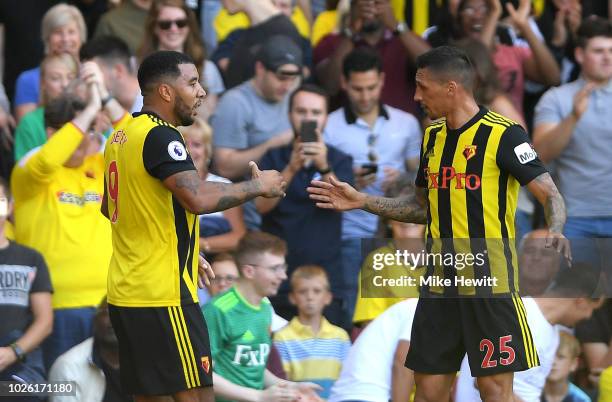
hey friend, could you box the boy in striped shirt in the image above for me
[274,265,351,399]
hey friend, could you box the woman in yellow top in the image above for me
[11,63,129,370]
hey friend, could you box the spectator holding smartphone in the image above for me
[322,47,421,318]
[255,84,354,326]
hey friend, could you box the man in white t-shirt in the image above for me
[329,298,418,402]
[455,264,603,402]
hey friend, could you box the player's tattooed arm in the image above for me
[527,172,571,260]
[167,170,263,214]
[165,165,285,215]
[528,172,566,233]
[308,177,427,223]
[363,188,427,224]
[210,180,263,212]
[175,172,201,196]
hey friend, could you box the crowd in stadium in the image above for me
[0,0,611,401]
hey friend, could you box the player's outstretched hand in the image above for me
[250,161,286,198]
[197,254,215,289]
[545,231,572,265]
[307,176,366,211]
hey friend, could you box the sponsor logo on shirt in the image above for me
[425,167,481,190]
[168,141,187,161]
[56,191,102,206]
[514,142,537,164]
[0,265,36,306]
[463,145,477,161]
[232,343,270,367]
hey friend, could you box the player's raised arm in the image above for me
[307,176,427,223]
[164,161,286,215]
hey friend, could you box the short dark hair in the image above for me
[289,84,329,112]
[44,93,86,130]
[546,262,602,298]
[0,176,10,200]
[137,51,195,96]
[79,35,133,72]
[576,16,612,49]
[415,45,475,90]
[342,48,382,79]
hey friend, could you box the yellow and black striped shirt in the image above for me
[104,112,199,307]
[415,107,547,296]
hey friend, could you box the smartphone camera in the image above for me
[361,163,378,175]
[300,120,318,155]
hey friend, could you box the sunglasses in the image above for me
[157,19,188,30]
[460,5,488,16]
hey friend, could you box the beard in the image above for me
[175,95,195,126]
[361,19,382,34]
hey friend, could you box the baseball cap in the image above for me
[257,35,303,74]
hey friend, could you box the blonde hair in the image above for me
[178,117,213,168]
[557,331,581,359]
[39,53,79,105]
[41,4,87,54]
[290,265,330,291]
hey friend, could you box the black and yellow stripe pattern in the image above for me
[168,306,202,388]
[105,111,200,307]
[511,293,539,369]
[417,107,541,295]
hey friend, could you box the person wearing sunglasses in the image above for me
[139,0,226,120]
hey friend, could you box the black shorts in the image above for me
[108,303,214,396]
[405,293,539,377]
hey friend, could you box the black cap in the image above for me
[257,35,303,73]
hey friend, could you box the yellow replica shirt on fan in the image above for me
[11,118,128,309]
[104,112,200,307]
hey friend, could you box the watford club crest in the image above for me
[201,356,210,374]
[463,145,477,161]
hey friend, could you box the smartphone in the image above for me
[299,120,318,143]
[361,163,378,175]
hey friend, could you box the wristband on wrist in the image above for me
[342,26,353,39]
[342,26,361,42]
[101,94,114,107]
[10,343,25,362]
[394,21,407,35]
